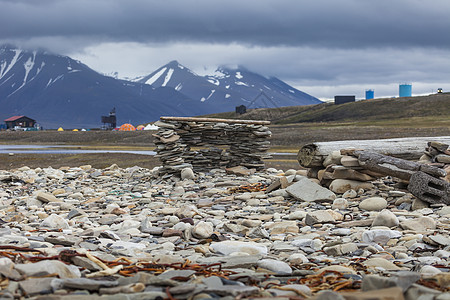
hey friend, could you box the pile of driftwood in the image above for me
[153,117,272,175]
[297,137,450,205]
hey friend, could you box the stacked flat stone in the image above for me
[420,141,450,182]
[153,117,271,174]
[304,150,377,194]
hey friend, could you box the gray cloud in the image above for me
[1,0,449,99]
[1,0,450,49]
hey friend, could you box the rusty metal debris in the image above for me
[228,182,268,193]
[297,270,361,293]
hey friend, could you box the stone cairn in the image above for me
[152,117,272,175]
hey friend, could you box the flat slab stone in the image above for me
[286,176,336,202]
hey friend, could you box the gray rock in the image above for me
[40,214,70,229]
[430,234,450,246]
[305,210,337,225]
[361,274,397,291]
[19,278,54,296]
[0,258,21,280]
[420,265,442,275]
[323,242,358,256]
[67,208,85,219]
[55,278,119,291]
[400,216,436,231]
[257,259,292,275]
[15,260,81,278]
[412,198,429,210]
[315,290,346,300]
[158,269,196,280]
[372,209,399,227]
[329,179,374,194]
[191,221,213,239]
[36,191,62,203]
[332,198,348,210]
[268,284,311,297]
[362,229,402,244]
[286,177,336,202]
[181,167,195,180]
[359,197,388,211]
[211,241,267,256]
[70,256,102,271]
[395,271,421,291]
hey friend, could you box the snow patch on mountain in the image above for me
[207,89,215,100]
[145,67,166,85]
[162,68,174,87]
[0,49,22,80]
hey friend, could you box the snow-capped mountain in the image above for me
[0,45,320,128]
[136,60,321,111]
[0,46,202,128]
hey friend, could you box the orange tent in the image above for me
[118,123,136,131]
[136,125,145,130]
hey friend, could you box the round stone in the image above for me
[192,221,213,239]
[332,198,348,210]
[372,209,399,227]
[359,197,388,211]
[181,167,195,180]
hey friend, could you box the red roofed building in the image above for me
[4,116,36,129]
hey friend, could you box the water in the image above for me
[0,145,294,156]
[0,145,157,155]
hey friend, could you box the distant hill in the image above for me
[206,93,450,124]
[135,60,322,111]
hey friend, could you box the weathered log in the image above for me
[356,151,446,181]
[160,116,271,125]
[297,136,450,168]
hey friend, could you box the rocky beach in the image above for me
[0,140,449,299]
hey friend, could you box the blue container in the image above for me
[365,90,374,100]
[399,84,412,97]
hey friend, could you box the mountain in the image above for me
[135,60,321,111]
[0,45,320,129]
[0,46,204,128]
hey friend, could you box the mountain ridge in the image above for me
[135,60,321,110]
[0,45,320,128]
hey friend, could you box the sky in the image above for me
[1,0,450,100]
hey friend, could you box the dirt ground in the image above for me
[0,123,448,171]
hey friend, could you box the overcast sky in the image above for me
[1,0,450,100]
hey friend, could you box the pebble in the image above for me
[0,162,447,299]
[192,221,213,239]
[257,259,292,275]
[332,198,348,210]
[359,197,388,211]
[372,209,399,227]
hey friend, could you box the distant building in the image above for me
[399,84,412,97]
[334,95,355,105]
[365,90,374,100]
[235,105,247,115]
[4,116,36,129]
[101,108,117,129]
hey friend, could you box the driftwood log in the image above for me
[355,151,446,181]
[297,136,450,168]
